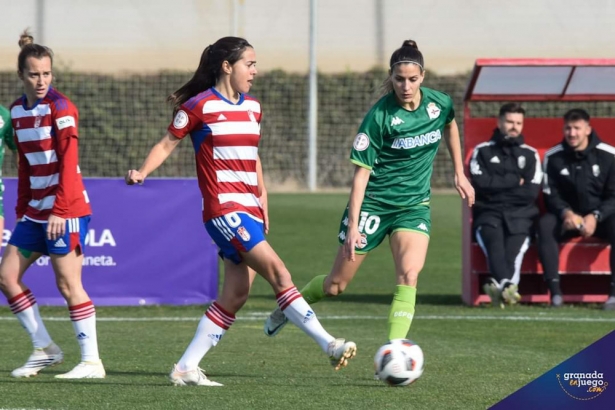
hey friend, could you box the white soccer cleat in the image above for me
[263,307,288,337]
[55,360,106,379]
[328,338,357,371]
[11,342,64,378]
[502,284,521,305]
[483,282,504,309]
[169,364,222,387]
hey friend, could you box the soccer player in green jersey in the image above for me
[264,40,475,344]
[0,104,17,237]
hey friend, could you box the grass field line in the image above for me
[0,313,614,323]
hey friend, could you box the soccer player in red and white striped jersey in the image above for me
[127,37,356,387]
[0,30,104,379]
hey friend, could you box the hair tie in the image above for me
[391,60,424,71]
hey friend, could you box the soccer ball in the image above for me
[374,339,424,386]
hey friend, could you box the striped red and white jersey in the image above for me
[10,87,91,222]
[168,88,263,222]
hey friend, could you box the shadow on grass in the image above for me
[250,293,462,306]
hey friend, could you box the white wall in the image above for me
[1,0,614,74]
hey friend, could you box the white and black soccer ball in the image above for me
[374,339,424,386]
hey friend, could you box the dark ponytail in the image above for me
[168,37,253,111]
[380,39,424,96]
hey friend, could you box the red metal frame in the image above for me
[462,59,615,306]
[464,58,615,102]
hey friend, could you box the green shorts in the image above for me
[337,199,431,254]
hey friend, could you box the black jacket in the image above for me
[543,131,615,220]
[470,129,542,234]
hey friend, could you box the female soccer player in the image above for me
[0,31,104,379]
[0,103,17,248]
[126,36,356,387]
[264,40,475,343]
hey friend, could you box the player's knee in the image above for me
[398,267,421,287]
[55,278,83,300]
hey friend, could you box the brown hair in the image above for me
[380,40,425,95]
[17,29,54,73]
[168,36,253,112]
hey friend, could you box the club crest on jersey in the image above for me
[427,102,441,120]
[356,233,368,249]
[353,133,370,151]
[517,156,526,169]
[247,110,256,122]
[173,110,188,129]
[593,164,600,177]
[34,115,42,128]
[237,226,251,241]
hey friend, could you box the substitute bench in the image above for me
[461,59,615,305]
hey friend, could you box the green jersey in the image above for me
[0,105,16,180]
[350,87,455,207]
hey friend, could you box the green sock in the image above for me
[387,285,417,340]
[299,275,327,304]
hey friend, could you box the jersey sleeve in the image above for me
[167,105,202,139]
[50,98,81,218]
[0,106,15,151]
[349,106,385,170]
[445,94,455,125]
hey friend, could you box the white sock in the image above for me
[177,302,235,372]
[277,287,334,352]
[9,289,52,349]
[69,301,100,362]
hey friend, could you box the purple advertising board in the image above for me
[0,178,219,306]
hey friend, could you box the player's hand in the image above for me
[343,227,363,262]
[455,172,475,207]
[125,170,144,185]
[259,191,269,234]
[47,214,66,241]
[580,214,597,238]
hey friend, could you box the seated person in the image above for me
[538,108,615,309]
[469,103,542,307]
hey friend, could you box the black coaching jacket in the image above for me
[469,129,542,235]
[543,131,615,221]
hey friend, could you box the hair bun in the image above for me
[18,29,34,48]
[402,40,418,49]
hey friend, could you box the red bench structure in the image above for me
[461,59,615,305]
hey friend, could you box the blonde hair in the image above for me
[18,29,34,48]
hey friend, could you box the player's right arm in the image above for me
[126,107,200,185]
[15,143,31,220]
[344,165,371,262]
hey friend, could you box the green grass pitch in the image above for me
[0,193,612,409]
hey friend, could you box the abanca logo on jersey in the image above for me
[391,129,442,149]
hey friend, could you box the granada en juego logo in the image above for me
[556,371,608,400]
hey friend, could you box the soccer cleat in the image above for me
[603,296,615,311]
[169,364,222,386]
[327,338,357,371]
[551,294,564,308]
[263,307,288,337]
[501,284,521,305]
[11,342,64,378]
[483,282,504,309]
[55,360,106,379]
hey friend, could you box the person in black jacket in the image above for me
[470,103,542,307]
[538,108,615,309]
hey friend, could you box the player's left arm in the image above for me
[49,101,80,239]
[444,119,474,207]
[256,155,269,234]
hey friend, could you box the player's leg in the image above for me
[501,234,531,305]
[171,260,257,387]
[475,223,508,307]
[387,206,431,341]
[265,203,388,337]
[593,215,615,310]
[50,217,104,379]
[0,219,61,378]
[536,213,565,307]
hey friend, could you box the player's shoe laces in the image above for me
[263,307,288,337]
[501,284,521,305]
[169,364,222,387]
[11,342,64,378]
[483,282,503,309]
[328,338,357,371]
[55,360,106,379]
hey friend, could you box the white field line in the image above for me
[0,313,613,323]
